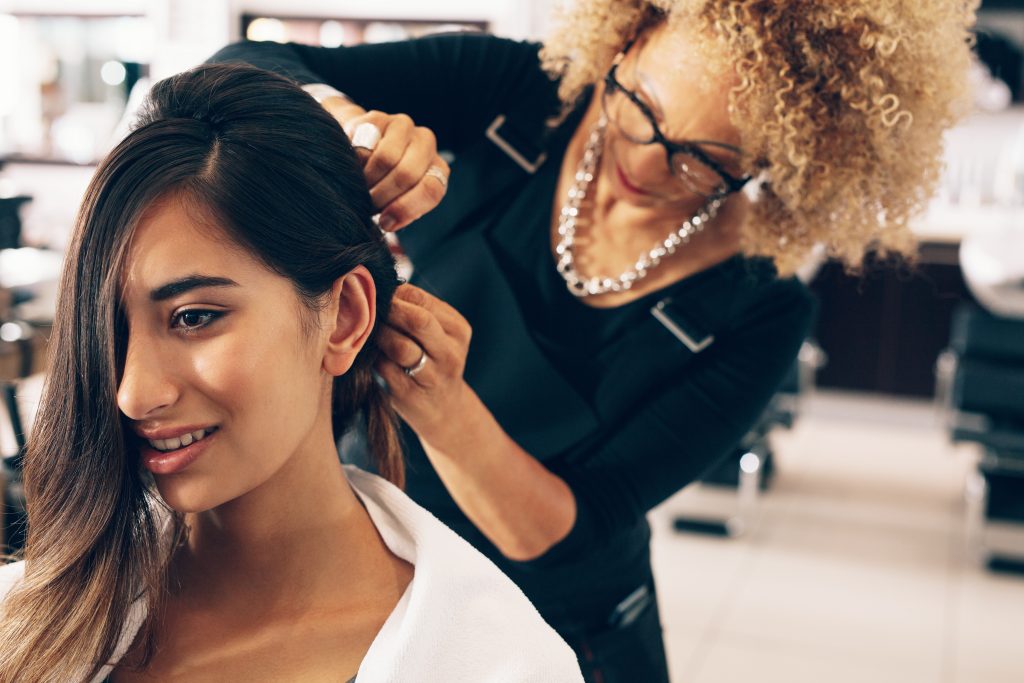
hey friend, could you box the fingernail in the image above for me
[351,122,381,151]
[379,214,396,231]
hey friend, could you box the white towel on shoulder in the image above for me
[0,466,583,682]
[345,465,583,682]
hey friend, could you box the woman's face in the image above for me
[600,22,744,207]
[115,196,359,513]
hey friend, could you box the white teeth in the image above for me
[147,428,214,452]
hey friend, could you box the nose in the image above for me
[616,136,671,186]
[116,333,180,421]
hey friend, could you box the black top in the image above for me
[209,34,815,627]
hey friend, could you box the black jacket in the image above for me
[209,33,816,622]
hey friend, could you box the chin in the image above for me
[153,477,231,514]
[620,191,663,208]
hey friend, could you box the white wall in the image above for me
[151,0,557,77]
[0,0,559,251]
[229,0,555,41]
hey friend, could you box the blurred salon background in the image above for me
[1,1,1023,681]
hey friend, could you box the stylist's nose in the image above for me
[117,333,179,420]
[623,141,671,186]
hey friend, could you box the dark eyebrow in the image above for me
[150,276,239,302]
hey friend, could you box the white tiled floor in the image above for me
[649,391,1024,683]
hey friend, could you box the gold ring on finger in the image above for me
[424,165,449,190]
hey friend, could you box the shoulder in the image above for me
[346,467,583,682]
[730,258,816,331]
[0,559,25,606]
[365,32,549,88]
[428,33,559,116]
[414,32,543,65]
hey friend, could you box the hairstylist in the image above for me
[209,1,976,680]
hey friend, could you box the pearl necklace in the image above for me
[554,116,723,298]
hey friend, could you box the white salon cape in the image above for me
[0,466,584,682]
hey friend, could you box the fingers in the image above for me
[340,110,448,230]
[377,327,435,391]
[369,126,438,208]
[343,111,414,187]
[376,156,449,231]
[378,325,426,370]
[342,111,390,167]
[372,358,415,401]
[362,114,416,189]
[394,285,471,345]
[387,297,449,358]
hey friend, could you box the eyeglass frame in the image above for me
[602,41,752,196]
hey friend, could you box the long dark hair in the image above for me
[0,63,402,680]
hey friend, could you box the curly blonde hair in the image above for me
[540,0,978,275]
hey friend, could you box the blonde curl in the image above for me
[541,0,978,275]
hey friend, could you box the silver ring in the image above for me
[404,349,428,377]
[350,122,382,151]
[424,165,449,190]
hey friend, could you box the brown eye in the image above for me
[171,310,222,331]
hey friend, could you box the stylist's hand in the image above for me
[322,98,449,232]
[375,284,472,442]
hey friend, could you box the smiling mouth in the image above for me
[147,427,219,453]
[615,163,651,196]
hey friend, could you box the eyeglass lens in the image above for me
[601,78,736,197]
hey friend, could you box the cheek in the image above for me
[189,336,263,411]
[153,329,324,514]
[607,138,688,202]
[189,323,322,443]
[609,136,665,182]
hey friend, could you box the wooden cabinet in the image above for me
[809,242,973,397]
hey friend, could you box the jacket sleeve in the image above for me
[207,33,558,154]
[530,281,816,567]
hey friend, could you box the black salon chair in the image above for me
[939,303,1024,571]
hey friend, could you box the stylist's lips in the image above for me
[136,425,219,475]
[614,163,650,197]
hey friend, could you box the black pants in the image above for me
[554,585,671,683]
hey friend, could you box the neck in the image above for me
[172,405,393,612]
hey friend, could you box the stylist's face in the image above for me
[116,196,328,513]
[601,22,744,207]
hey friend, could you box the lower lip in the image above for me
[615,163,649,197]
[140,430,217,475]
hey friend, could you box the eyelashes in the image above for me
[170,309,225,334]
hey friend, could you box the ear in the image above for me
[322,265,376,377]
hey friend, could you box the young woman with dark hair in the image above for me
[0,63,582,682]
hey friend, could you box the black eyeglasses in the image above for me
[601,46,751,197]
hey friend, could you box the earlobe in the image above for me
[322,265,377,377]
